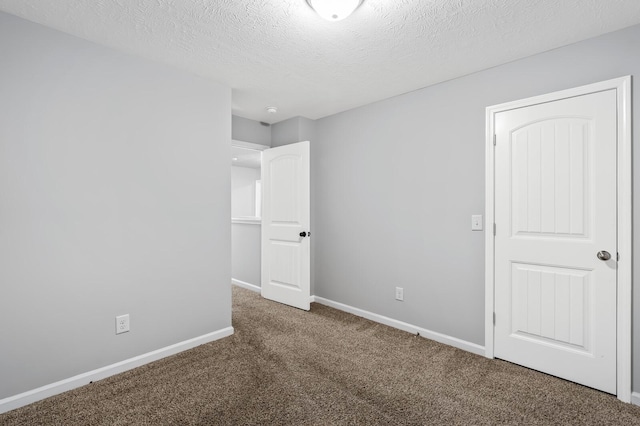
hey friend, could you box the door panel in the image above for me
[494,90,617,394]
[269,156,300,223]
[269,241,301,289]
[510,263,591,351]
[511,119,590,236]
[261,141,310,310]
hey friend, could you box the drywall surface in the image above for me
[232,115,271,146]
[0,12,231,399]
[313,24,640,390]
[271,116,316,147]
[232,223,261,287]
[271,117,303,147]
[232,166,260,217]
[298,117,316,146]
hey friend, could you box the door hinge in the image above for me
[493,135,496,146]
[493,223,496,236]
[493,312,496,325]
[617,252,620,261]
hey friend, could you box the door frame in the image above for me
[484,76,632,403]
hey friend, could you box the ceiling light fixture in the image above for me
[266,106,278,114]
[306,0,363,21]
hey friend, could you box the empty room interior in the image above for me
[2,0,640,423]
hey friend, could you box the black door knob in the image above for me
[299,231,307,237]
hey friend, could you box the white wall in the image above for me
[231,166,260,218]
[311,23,640,390]
[0,12,232,400]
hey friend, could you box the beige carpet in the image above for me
[2,285,640,425]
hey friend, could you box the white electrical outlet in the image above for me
[471,215,483,231]
[116,314,130,335]
[395,287,404,301]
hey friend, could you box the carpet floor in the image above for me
[2,285,640,425]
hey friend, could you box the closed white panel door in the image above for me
[494,90,617,393]
[261,141,310,310]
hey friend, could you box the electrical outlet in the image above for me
[116,314,130,335]
[395,287,404,301]
[471,215,483,231]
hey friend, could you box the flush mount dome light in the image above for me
[306,0,363,21]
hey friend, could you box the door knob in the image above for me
[299,231,307,237]
[597,251,611,261]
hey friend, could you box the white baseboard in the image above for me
[631,392,640,406]
[0,326,234,414]
[232,278,261,293]
[313,296,485,356]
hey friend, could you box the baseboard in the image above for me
[631,392,640,406]
[232,278,261,293]
[0,326,234,414]
[313,296,485,356]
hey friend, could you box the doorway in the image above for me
[260,141,311,310]
[484,77,632,402]
[231,140,311,310]
[231,140,268,292]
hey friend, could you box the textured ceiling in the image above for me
[1,0,640,123]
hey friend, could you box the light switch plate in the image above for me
[471,215,483,231]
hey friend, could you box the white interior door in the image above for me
[261,141,310,310]
[493,90,617,393]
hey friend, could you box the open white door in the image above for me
[261,141,310,310]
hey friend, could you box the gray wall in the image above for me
[231,223,262,287]
[271,116,316,148]
[232,115,271,146]
[0,12,232,399]
[312,24,640,390]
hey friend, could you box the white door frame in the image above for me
[484,76,632,403]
